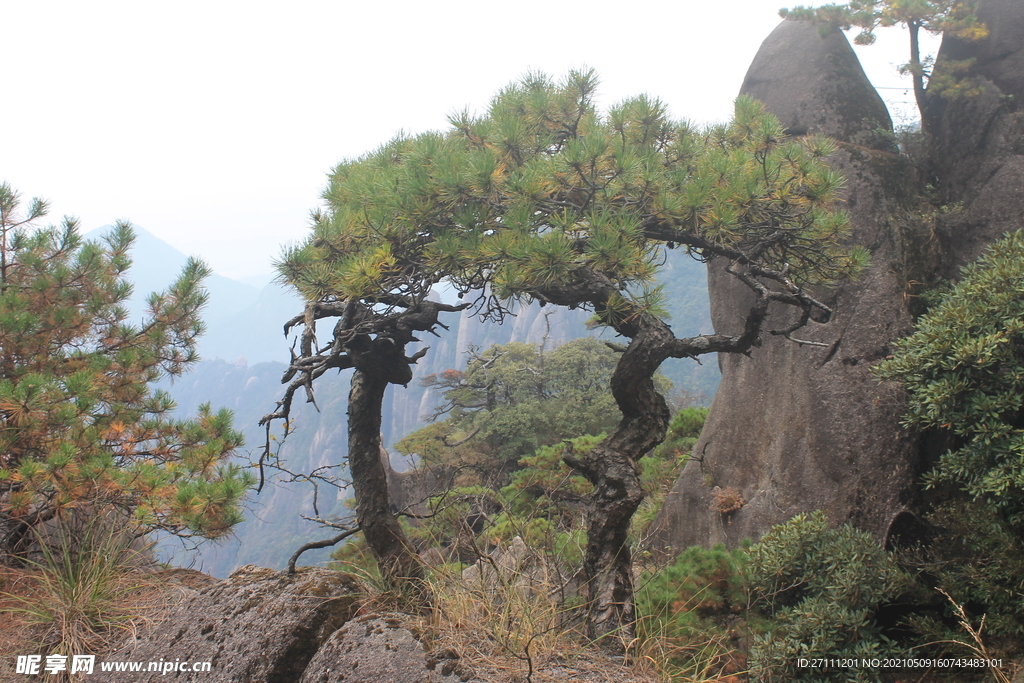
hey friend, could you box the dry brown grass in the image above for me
[0,515,190,683]
[0,561,188,683]
[378,550,668,683]
[0,566,41,657]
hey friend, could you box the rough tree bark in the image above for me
[346,337,426,590]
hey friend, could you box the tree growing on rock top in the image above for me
[0,183,252,563]
[268,69,864,647]
[780,0,987,123]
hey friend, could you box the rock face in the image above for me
[740,20,896,152]
[651,5,1024,555]
[924,0,1024,274]
[649,21,922,552]
[105,566,361,682]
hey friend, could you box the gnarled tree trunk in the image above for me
[550,268,774,652]
[572,324,672,646]
[347,365,425,591]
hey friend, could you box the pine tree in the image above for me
[0,183,252,563]
[268,70,862,644]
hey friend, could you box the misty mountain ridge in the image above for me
[85,225,302,365]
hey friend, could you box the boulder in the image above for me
[298,614,469,683]
[649,20,922,552]
[104,565,360,682]
[740,20,895,152]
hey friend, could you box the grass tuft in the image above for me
[1,511,166,679]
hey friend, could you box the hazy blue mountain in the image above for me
[85,225,302,365]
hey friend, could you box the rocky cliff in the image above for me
[650,0,1024,553]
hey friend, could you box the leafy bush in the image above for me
[747,511,907,683]
[907,502,1024,648]
[874,231,1024,653]
[875,230,1024,525]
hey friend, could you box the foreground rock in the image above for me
[95,564,671,683]
[105,565,360,682]
[299,614,466,683]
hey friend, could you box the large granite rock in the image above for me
[105,565,360,682]
[649,21,922,552]
[924,0,1024,274]
[740,20,896,152]
[651,4,1024,555]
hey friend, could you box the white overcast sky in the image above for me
[5,1,933,282]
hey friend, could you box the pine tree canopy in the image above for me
[267,70,864,634]
[0,183,253,560]
[277,69,864,342]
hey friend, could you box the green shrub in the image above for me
[638,543,748,637]
[874,230,1024,527]
[907,502,1024,650]
[747,511,907,683]
[637,543,749,680]
[873,231,1024,658]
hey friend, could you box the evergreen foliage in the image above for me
[635,543,749,681]
[875,231,1024,648]
[747,511,907,682]
[875,231,1024,525]
[278,69,862,317]
[276,68,862,642]
[913,501,1024,643]
[0,183,252,561]
[638,543,748,636]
